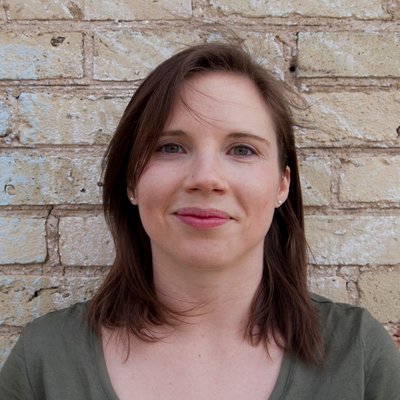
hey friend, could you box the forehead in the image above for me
[165,72,276,138]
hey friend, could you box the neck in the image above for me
[152,254,264,339]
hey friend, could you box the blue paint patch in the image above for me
[0,99,9,135]
[0,45,45,80]
[0,154,46,205]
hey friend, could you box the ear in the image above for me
[127,186,138,205]
[275,166,290,208]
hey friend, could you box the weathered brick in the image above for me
[6,0,84,19]
[339,156,400,203]
[0,153,102,205]
[18,93,129,145]
[298,32,400,77]
[0,333,19,369]
[210,0,388,18]
[0,95,11,137]
[299,158,331,206]
[359,270,400,323]
[305,215,399,265]
[308,275,349,303]
[59,215,115,266]
[0,217,46,264]
[0,32,83,80]
[297,91,400,145]
[93,31,200,81]
[220,32,286,79]
[85,0,191,20]
[0,276,102,326]
[93,30,285,81]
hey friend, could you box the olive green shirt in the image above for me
[1,294,399,399]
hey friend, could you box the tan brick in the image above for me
[210,0,388,18]
[0,217,46,264]
[359,270,400,323]
[0,333,19,369]
[0,276,102,326]
[339,157,400,203]
[0,153,102,205]
[94,30,201,81]
[6,0,84,19]
[298,32,400,77]
[297,91,400,145]
[18,93,129,145]
[93,30,285,81]
[308,275,349,303]
[299,158,331,206]
[0,32,83,80]
[85,0,191,20]
[305,215,399,265]
[59,215,115,266]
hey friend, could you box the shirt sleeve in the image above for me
[363,311,400,400]
[0,331,36,400]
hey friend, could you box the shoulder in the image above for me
[310,292,386,339]
[311,294,400,367]
[24,302,90,345]
[22,302,93,367]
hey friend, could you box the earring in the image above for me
[129,196,137,205]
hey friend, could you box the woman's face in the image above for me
[132,72,290,271]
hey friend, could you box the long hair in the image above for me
[87,43,324,365]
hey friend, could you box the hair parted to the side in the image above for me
[87,42,324,365]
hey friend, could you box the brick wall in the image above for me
[0,0,399,365]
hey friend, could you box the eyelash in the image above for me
[228,145,257,157]
[155,142,257,157]
[156,143,186,154]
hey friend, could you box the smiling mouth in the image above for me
[174,207,231,229]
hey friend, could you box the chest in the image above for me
[103,338,284,400]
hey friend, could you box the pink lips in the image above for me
[174,207,231,229]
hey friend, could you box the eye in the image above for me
[157,143,185,154]
[229,145,256,157]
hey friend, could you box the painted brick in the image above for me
[0,95,10,137]
[18,93,129,145]
[0,217,46,264]
[59,215,115,266]
[93,30,285,81]
[308,275,349,303]
[297,91,400,145]
[210,0,388,19]
[0,153,102,205]
[6,0,84,19]
[0,333,19,370]
[305,215,399,265]
[85,0,191,20]
[339,157,400,203]
[0,276,102,326]
[359,270,400,323]
[298,32,400,78]
[0,32,83,80]
[299,158,331,206]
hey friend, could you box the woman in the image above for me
[0,43,399,399]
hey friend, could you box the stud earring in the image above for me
[129,196,137,205]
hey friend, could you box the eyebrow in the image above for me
[160,130,272,147]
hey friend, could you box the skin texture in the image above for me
[107,72,290,400]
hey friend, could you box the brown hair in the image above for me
[88,42,324,365]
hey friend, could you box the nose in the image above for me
[183,152,228,194]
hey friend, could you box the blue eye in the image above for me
[157,143,185,153]
[230,145,255,156]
